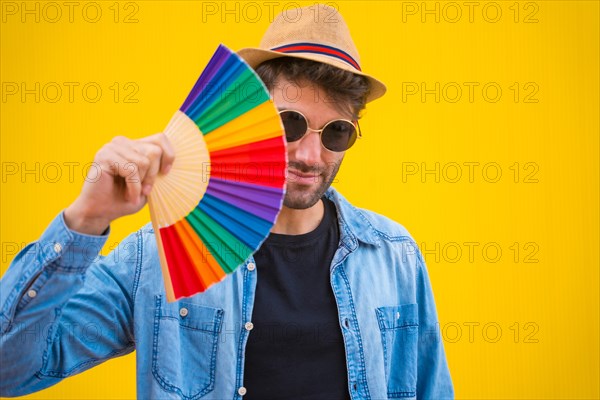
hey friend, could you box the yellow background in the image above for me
[1,1,598,398]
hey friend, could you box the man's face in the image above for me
[272,77,349,210]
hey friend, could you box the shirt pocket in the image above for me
[152,295,224,400]
[375,303,419,399]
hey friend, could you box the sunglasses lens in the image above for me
[322,121,357,152]
[280,111,307,142]
[279,110,359,152]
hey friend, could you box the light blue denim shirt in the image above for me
[0,188,453,399]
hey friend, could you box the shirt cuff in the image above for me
[35,211,111,271]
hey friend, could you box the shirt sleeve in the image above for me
[0,212,139,397]
[415,252,455,399]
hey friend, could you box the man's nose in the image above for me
[292,129,323,165]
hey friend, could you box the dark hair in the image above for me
[255,57,370,119]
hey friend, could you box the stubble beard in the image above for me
[283,159,343,210]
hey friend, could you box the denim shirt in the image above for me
[0,188,454,399]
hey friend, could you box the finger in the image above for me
[120,160,144,204]
[100,138,147,203]
[111,140,152,189]
[132,142,162,195]
[95,150,143,204]
[141,133,176,174]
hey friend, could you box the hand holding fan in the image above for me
[148,44,287,301]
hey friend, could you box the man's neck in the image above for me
[270,199,325,235]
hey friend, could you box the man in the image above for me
[0,4,453,399]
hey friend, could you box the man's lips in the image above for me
[287,168,320,185]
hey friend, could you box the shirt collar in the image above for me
[324,187,381,247]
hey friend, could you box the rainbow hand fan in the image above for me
[148,44,287,302]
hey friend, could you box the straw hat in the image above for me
[237,3,387,103]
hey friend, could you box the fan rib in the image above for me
[178,219,228,284]
[186,208,252,274]
[204,102,285,152]
[186,56,247,122]
[173,220,225,288]
[148,202,176,301]
[181,45,230,114]
[199,194,272,249]
[197,70,269,134]
[210,136,286,162]
[149,110,209,228]
[160,226,205,298]
[209,137,287,188]
[206,178,284,223]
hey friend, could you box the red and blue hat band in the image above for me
[271,42,361,71]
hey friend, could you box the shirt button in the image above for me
[53,242,62,254]
[244,322,254,331]
[179,307,189,317]
[247,262,256,271]
[27,289,37,298]
[238,386,247,396]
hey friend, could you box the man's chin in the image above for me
[282,165,339,209]
[283,188,323,210]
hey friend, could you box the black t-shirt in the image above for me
[243,197,350,399]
